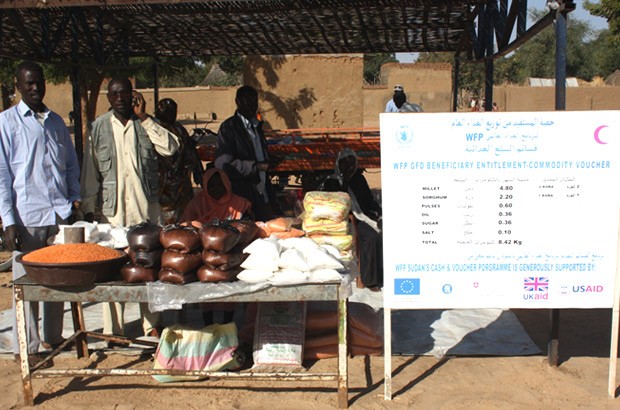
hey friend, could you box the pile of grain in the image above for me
[22,243,122,264]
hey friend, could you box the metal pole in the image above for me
[484,1,495,112]
[548,7,568,368]
[452,57,460,112]
[484,58,494,112]
[70,9,83,166]
[554,8,567,110]
[152,62,159,107]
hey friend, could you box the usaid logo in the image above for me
[572,285,604,293]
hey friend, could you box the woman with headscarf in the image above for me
[155,98,204,224]
[321,148,383,290]
[180,167,253,224]
[180,167,253,325]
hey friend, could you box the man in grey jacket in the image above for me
[81,77,178,340]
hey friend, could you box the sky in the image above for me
[396,2,609,63]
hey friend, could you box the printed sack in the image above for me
[152,323,242,382]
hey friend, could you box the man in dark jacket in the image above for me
[214,85,280,221]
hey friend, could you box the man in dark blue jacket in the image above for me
[214,85,280,221]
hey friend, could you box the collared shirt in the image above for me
[81,115,178,227]
[0,100,81,227]
[237,113,268,202]
[385,99,398,113]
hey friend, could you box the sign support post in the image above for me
[608,211,620,397]
[383,307,392,400]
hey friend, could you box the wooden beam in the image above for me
[355,6,375,53]
[494,11,554,59]
[0,0,222,9]
[377,7,394,54]
[302,1,337,54]
[75,9,105,64]
[5,9,41,59]
[499,0,523,49]
[330,7,353,53]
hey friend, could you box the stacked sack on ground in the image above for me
[121,222,164,283]
[304,302,383,359]
[302,191,354,261]
[239,301,383,358]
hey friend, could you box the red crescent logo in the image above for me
[594,125,609,144]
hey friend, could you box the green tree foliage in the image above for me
[416,52,485,102]
[585,0,620,45]
[134,57,207,88]
[416,8,619,107]
[587,29,620,76]
[498,9,595,82]
[216,56,245,85]
[0,53,245,123]
[0,59,18,110]
[363,53,397,84]
[134,56,245,88]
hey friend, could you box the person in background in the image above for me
[470,98,477,111]
[492,102,499,111]
[214,85,281,221]
[154,98,203,224]
[393,90,423,113]
[385,84,403,113]
[321,148,383,290]
[81,77,178,341]
[180,167,252,224]
[0,61,81,361]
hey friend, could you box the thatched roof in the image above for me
[0,0,486,63]
[202,63,227,86]
[605,70,620,86]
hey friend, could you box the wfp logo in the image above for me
[394,278,420,295]
[395,126,414,145]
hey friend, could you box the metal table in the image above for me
[14,278,350,408]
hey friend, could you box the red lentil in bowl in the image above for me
[18,244,129,286]
[22,243,123,264]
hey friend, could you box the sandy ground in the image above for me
[0,301,617,410]
[1,170,619,409]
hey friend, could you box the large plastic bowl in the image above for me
[16,252,129,287]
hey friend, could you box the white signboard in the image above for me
[380,111,620,309]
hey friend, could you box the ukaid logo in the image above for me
[523,277,549,301]
[394,278,420,295]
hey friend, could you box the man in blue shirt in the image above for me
[0,61,81,360]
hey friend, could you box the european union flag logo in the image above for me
[394,278,420,295]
